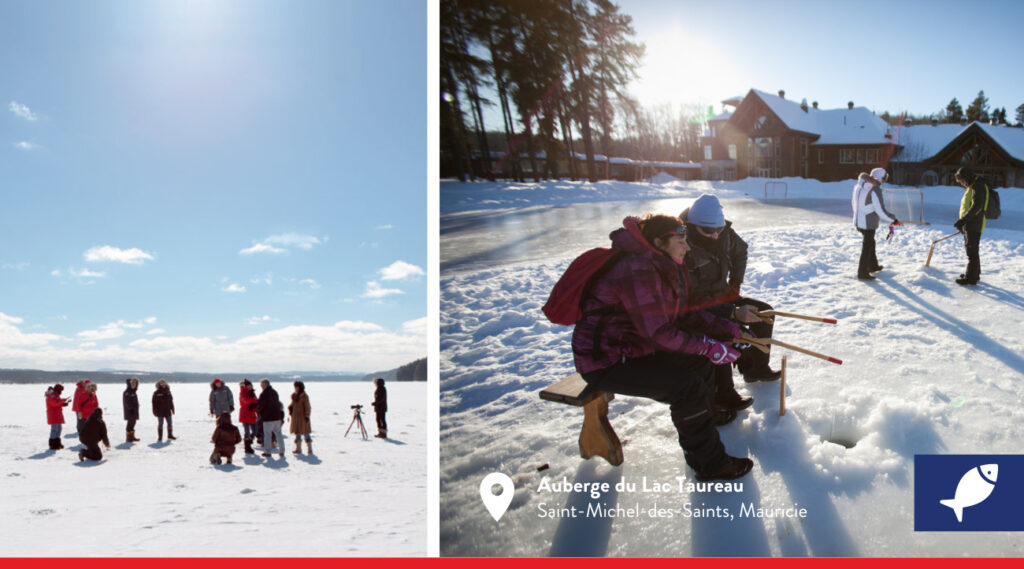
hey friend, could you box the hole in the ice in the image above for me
[822,413,863,450]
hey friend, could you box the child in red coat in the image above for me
[45,384,70,450]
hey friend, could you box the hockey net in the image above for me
[882,187,926,225]
[764,181,788,199]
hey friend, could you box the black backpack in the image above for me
[984,184,1001,220]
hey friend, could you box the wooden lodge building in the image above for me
[702,88,1024,188]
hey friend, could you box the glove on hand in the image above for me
[698,336,741,365]
[954,218,966,231]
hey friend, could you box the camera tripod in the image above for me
[345,405,369,440]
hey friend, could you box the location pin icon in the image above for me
[480,472,515,522]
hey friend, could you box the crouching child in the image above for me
[211,412,242,465]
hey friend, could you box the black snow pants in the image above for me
[582,352,728,477]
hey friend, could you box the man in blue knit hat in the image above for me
[680,194,781,416]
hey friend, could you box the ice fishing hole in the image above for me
[822,413,864,450]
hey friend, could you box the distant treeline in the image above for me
[0,360,427,385]
[361,358,427,383]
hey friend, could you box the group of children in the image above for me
[43,376,390,465]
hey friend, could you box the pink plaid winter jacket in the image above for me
[572,216,740,375]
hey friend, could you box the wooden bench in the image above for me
[539,373,624,466]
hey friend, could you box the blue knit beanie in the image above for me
[687,194,725,227]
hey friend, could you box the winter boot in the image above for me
[695,456,754,482]
[225,456,233,465]
[244,437,255,454]
[130,430,141,442]
[55,438,64,449]
[167,428,177,441]
[210,451,222,465]
[78,450,85,462]
[293,441,302,454]
[48,438,58,450]
[126,431,133,444]
[305,441,313,454]
[157,425,163,442]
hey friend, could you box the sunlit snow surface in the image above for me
[440,177,1024,556]
[1,382,426,556]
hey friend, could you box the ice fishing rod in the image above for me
[925,232,961,267]
[734,333,843,365]
[755,310,838,325]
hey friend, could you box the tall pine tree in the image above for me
[945,98,963,123]
[965,90,989,123]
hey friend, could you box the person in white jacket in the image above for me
[852,167,899,280]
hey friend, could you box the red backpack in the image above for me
[542,248,626,325]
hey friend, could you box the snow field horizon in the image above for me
[1,382,427,556]
[440,176,1024,556]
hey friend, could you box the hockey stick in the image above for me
[735,334,843,365]
[924,232,961,267]
[757,310,838,324]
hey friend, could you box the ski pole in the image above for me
[925,231,961,267]
[757,310,838,324]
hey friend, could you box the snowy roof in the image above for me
[722,95,744,107]
[747,89,892,145]
[889,123,964,162]
[977,123,1024,162]
[709,110,732,122]
[891,122,1024,163]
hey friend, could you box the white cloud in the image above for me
[2,262,29,271]
[9,101,38,121]
[14,141,38,150]
[69,267,107,279]
[299,278,321,289]
[0,317,425,372]
[84,246,155,265]
[380,260,425,281]
[240,243,287,255]
[0,312,25,325]
[75,317,156,341]
[223,283,246,293]
[250,273,274,285]
[245,315,279,326]
[264,233,323,250]
[362,280,404,299]
[402,317,428,336]
[377,224,394,230]
[240,233,324,256]
[334,321,385,332]
[146,328,166,336]
[77,322,126,341]
[51,269,62,277]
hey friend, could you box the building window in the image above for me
[754,138,772,157]
[728,144,737,160]
[818,149,824,164]
[774,139,782,158]
[856,149,865,164]
[866,149,880,163]
[800,139,808,159]
[774,159,781,177]
[704,145,713,160]
[711,126,717,138]
[801,161,808,178]
[840,149,856,164]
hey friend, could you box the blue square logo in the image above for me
[915,454,1024,531]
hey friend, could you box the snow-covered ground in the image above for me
[1,381,426,556]
[440,176,1024,556]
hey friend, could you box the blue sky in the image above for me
[1,0,426,373]
[621,0,1024,118]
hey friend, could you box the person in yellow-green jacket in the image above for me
[952,166,990,286]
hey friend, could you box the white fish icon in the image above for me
[939,464,998,522]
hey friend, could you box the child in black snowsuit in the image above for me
[79,408,110,462]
